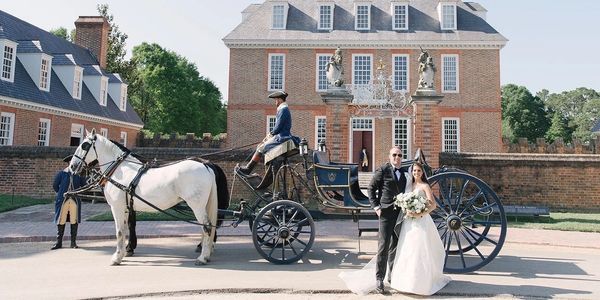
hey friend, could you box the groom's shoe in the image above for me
[376,279,385,294]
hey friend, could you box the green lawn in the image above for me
[506,212,600,233]
[0,194,52,213]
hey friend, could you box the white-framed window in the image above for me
[37,118,51,146]
[267,115,276,134]
[315,116,326,148]
[352,54,372,85]
[355,4,371,30]
[316,54,332,91]
[393,118,411,159]
[120,131,128,147]
[442,54,459,93]
[2,44,16,82]
[268,53,285,91]
[392,3,409,30]
[100,77,108,106]
[439,3,457,30]
[100,128,108,138]
[72,67,82,99]
[272,4,288,29]
[318,4,334,30]
[39,57,50,91]
[393,54,409,91]
[352,118,373,130]
[119,85,128,111]
[0,112,15,146]
[70,123,84,146]
[442,118,460,152]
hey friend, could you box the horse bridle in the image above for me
[72,135,99,174]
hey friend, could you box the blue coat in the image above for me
[53,170,86,224]
[263,103,300,153]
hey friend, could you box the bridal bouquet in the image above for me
[394,191,429,217]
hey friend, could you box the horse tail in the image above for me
[205,162,229,227]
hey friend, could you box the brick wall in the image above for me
[0,105,140,147]
[439,152,600,211]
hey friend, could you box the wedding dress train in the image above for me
[339,189,450,295]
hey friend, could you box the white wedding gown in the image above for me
[339,189,451,296]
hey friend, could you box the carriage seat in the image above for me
[312,150,369,208]
[264,139,299,164]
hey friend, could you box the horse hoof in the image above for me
[111,261,121,266]
[195,259,207,266]
[125,250,134,257]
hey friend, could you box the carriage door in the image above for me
[351,118,374,172]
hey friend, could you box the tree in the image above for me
[545,112,569,143]
[130,43,225,135]
[97,4,129,75]
[49,27,75,42]
[572,98,600,143]
[501,84,550,142]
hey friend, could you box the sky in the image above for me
[2,0,599,101]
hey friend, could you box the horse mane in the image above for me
[108,139,148,163]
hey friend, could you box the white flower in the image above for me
[394,191,429,218]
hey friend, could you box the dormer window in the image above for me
[355,4,371,30]
[439,3,457,30]
[392,2,409,30]
[119,85,127,111]
[318,4,334,30]
[272,3,289,29]
[39,56,51,91]
[1,42,17,82]
[100,77,108,106]
[72,67,83,99]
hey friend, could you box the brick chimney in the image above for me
[74,16,109,68]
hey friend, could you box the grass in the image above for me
[506,212,600,233]
[0,194,53,213]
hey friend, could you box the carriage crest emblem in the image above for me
[327,172,337,182]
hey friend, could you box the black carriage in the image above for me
[222,138,507,273]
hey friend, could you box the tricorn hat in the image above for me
[268,91,288,100]
[62,155,73,162]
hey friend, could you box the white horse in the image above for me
[69,129,228,265]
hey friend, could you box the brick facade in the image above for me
[228,47,502,168]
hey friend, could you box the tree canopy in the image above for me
[501,84,550,142]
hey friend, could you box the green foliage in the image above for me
[573,98,600,142]
[545,112,569,143]
[501,84,550,142]
[50,27,69,41]
[97,4,129,75]
[130,43,225,135]
[0,194,52,213]
[508,212,600,233]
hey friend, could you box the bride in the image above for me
[339,162,451,295]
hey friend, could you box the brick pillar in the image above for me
[74,16,109,68]
[411,93,443,169]
[321,90,353,162]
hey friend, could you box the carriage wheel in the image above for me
[428,172,507,273]
[252,200,315,264]
[273,165,302,203]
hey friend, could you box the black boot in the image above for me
[238,160,257,175]
[51,224,65,250]
[70,224,78,248]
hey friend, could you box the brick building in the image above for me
[0,11,143,148]
[224,0,507,169]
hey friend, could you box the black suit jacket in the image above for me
[368,162,412,209]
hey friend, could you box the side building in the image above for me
[0,11,143,147]
[224,0,507,168]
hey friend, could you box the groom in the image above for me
[368,146,412,294]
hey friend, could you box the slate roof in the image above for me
[0,10,142,126]
[592,119,600,133]
[51,54,77,66]
[224,0,507,47]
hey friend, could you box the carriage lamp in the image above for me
[299,138,308,156]
[318,140,327,152]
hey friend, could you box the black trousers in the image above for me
[376,206,400,280]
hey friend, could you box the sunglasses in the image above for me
[391,153,402,157]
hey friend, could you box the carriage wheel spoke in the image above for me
[453,231,467,268]
[292,236,309,247]
[288,240,299,256]
[463,202,497,218]
[464,226,498,245]
[455,179,470,213]
[259,234,278,247]
[460,228,486,261]
[286,209,300,226]
[281,240,286,260]
[268,238,280,257]
[444,230,453,267]
[458,190,484,216]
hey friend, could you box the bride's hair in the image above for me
[412,162,429,184]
